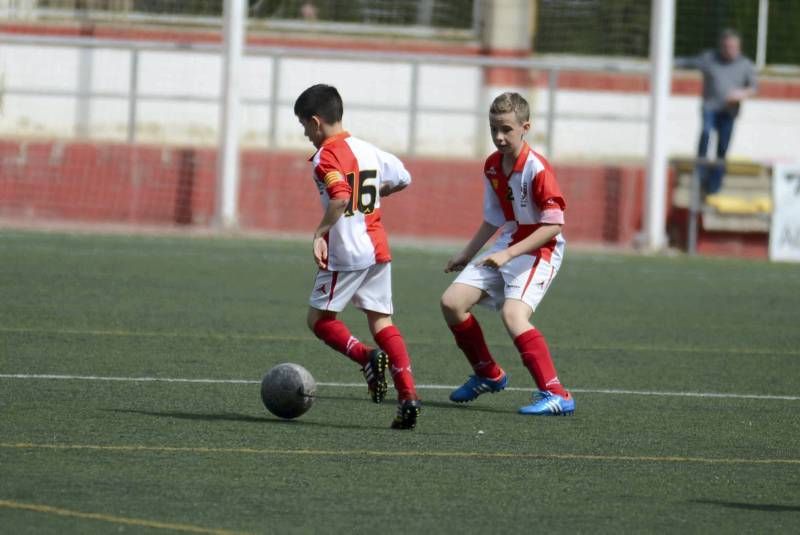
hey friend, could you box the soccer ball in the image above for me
[260,363,316,419]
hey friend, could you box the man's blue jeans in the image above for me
[697,108,736,194]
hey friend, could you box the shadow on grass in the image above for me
[421,399,511,414]
[314,393,370,403]
[318,394,511,414]
[692,499,800,512]
[105,408,382,431]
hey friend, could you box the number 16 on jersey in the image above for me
[344,170,378,217]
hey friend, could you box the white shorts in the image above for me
[453,253,560,312]
[309,263,393,315]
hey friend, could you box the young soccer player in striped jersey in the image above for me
[294,84,421,429]
[440,92,575,416]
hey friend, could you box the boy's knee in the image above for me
[499,306,516,328]
[440,290,467,319]
[306,308,330,333]
[441,291,474,327]
[500,301,532,337]
[440,292,456,314]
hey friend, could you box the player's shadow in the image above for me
[318,394,510,414]
[106,408,382,431]
[691,499,800,512]
[415,399,510,414]
[314,393,373,403]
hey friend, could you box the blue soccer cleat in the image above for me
[518,390,575,416]
[449,373,508,403]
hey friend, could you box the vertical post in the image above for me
[127,47,141,222]
[407,61,420,156]
[474,79,486,158]
[215,0,245,230]
[74,5,94,139]
[75,46,93,137]
[756,0,769,70]
[687,166,700,255]
[545,68,558,157]
[479,0,535,157]
[416,0,434,26]
[471,0,482,38]
[268,54,280,149]
[643,0,675,251]
[127,48,139,144]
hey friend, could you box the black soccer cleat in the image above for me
[362,349,389,404]
[390,399,421,430]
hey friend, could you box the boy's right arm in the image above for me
[312,154,352,269]
[445,171,504,272]
[444,220,498,273]
[313,198,349,269]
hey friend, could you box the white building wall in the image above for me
[0,42,797,162]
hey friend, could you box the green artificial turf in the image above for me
[1,230,799,533]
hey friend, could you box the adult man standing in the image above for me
[676,29,758,194]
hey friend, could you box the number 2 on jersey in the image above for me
[343,170,378,217]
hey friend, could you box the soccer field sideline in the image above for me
[2,325,798,356]
[2,373,799,401]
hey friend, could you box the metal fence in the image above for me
[0,33,651,158]
[1,0,481,39]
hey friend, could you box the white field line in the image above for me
[1,373,799,401]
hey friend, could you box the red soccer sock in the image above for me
[313,317,370,367]
[374,325,418,401]
[514,328,568,397]
[448,314,504,380]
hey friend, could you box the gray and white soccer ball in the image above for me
[260,363,316,419]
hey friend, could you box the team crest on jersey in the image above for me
[520,180,528,207]
[491,178,499,189]
[486,167,497,176]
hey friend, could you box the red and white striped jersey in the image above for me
[483,143,566,262]
[311,132,411,271]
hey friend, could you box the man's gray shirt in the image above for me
[676,50,758,116]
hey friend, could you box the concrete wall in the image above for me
[0,139,644,245]
[1,42,798,162]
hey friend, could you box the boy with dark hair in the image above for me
[294,83,421,429]
[440,92,574,416]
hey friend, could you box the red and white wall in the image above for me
[1,20,796,256]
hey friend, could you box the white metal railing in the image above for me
[0,32,653,158]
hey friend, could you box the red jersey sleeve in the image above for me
[533,168,566,225]
[314,149,351,200]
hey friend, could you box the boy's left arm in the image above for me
[480,224,562,268]
[377,149,411,197]
[380,182,408,197]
